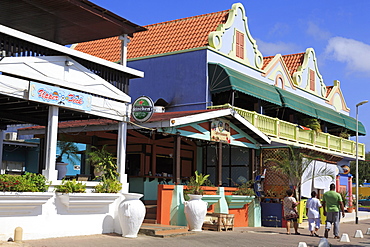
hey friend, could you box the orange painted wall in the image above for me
[157,185,250,227]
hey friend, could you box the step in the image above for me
[145,212,156,219]
[139,223,195,238]
[143,219,157,224]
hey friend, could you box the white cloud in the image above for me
[256,39,300,56]
[325,37,370,73]
[306,22,332,41]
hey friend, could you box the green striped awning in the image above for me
[340,113,366,135]
[208,63,365,135]
[275,88,317,118]
[208,63,282,106]
[276,88,366,135]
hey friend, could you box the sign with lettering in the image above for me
[132,96,154,123]
[29,81,92,111]
[211,119,231,143]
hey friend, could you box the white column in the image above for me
[117,121,128,193]
[0,130,4,174]
[42,106,59,181]
[119,34,130,67]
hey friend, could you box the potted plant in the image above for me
[183,171,210,231]
[225,181,255,208]
[94,178,122,193]
[87,145,118,180]
[55,179,86,193]
[56,141,80,180]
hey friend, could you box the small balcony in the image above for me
[209,104,365,159]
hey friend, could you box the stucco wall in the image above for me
[128,50,209,111]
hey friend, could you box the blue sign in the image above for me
[29,81,92,111]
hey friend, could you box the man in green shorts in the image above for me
[322,183,345,239]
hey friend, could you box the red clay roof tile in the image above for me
[74,10,229,62]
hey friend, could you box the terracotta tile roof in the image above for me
[261,55,274,70]
[281,52,305,76]
[74,10,229,62]
[262,53,305,77]
[72,37,121,62]
[326,86,333,97]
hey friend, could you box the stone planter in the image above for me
[118,193,146,238]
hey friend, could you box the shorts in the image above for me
[285,217,298,222]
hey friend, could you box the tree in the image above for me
[351,152,370,185]
[266,146,335,200]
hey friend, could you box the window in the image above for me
[236,31,244,59]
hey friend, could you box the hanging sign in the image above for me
[211,118,230,143]
[29,81,92,111]
[131,96,154,123]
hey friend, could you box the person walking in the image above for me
[322,183,345,239]
[306,191,322,237]
[283,189,300,235]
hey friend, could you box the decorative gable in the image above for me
[262,54,296,90]
[208,3,263,70]
[292,48,326,97]
[325,80,350,113]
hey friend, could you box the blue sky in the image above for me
[92,0,370,150]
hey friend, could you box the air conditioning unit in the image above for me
[5,132,17,140]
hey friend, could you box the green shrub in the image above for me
[0,172,50,192]
[233,183,255,196]
[55,179,86,193]
[94,178,122,193]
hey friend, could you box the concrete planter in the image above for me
[225,195,255,209]
[0,192,54,216]
[56,193,120,213]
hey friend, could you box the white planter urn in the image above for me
[56,162,68,180]
[184,194,208,231]
[118,193,146,238]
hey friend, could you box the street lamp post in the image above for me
[355,100,368,224]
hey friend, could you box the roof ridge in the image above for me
[144,9,229,28]
[281,52,305,57]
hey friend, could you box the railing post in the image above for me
[276,120,280,138]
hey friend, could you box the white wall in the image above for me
[0,192,125,241]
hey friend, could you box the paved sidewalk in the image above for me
[4,212,370,247]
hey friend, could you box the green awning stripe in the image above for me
[275,88,317,118]
[340,113,366,134]
[208,63,282,106]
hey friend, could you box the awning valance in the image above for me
[208,63,282,106]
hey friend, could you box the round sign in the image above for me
[131,96,154,123]
[341,165,350,175]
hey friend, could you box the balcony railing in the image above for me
[209,104,365,159]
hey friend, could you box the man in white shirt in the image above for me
[306,191,322,237]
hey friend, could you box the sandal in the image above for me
[295,232,301,235]
[314,233,319,237]
[334,236,340,239]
